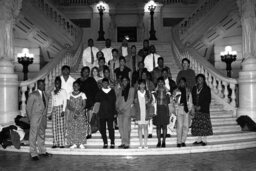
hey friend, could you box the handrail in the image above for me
[171,28,238,111]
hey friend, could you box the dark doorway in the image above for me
[117,27,137,42]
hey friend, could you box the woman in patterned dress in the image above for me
[66,81,88,149]
[191,74,213,146]
[153,77,171,148]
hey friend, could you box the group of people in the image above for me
[26,38,213,161]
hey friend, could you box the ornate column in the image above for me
[0,0,22,126]
[237,0,256,122]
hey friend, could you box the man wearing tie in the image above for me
[144,45,160,73]
[82,38,99,68]
[26,80,52,161]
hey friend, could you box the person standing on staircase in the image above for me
[191,74,213,146]
[108,49,120,82]
[82,38,99,69]
[138,39,150,61]
[144,45,160,75]
[101,39,113,64]
[153,57,171,86]
[126,45,143,75]
[76,67,99,139]
[176,58,196,91]
[26,80,52,161]
[60,65,75,96]
[119,38,131,58]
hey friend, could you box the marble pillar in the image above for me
[0,0,22,126]
[237,0,256,122]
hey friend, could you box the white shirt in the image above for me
[82,46,99,68]
[61,75,75,95]
[51,89,67,112]
[68,92,87,100]
[144,53,160,72]
[121,46,128,57]
[101,47,113,64]
[164,78,170,91]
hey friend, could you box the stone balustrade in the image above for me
[161,0,185,4]
[19,30,84,116]
[172,28,238,111]
[57,0,96,6]
[178,0,220,35]
[31,0,78,38]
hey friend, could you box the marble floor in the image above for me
[1,148,256,171]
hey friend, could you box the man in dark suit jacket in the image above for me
[26,80,52,161]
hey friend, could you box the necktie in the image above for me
[42,92,46,107]
[91,47,94,64]
[132,55,136,72]
[153,54,156,69]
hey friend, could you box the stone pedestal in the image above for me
[0,58,19,126]
[237,57,256,122]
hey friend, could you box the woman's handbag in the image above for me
[90,113,99,134]
[168,113,177,133]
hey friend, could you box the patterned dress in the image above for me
[67,93,88,145]
[153,89,170,126]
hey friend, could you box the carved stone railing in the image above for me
[29,0,79,38]
[57,0,96,6]
[19,29,84,116]
[178,0,220,36]
[171,28,238,113]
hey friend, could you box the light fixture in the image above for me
[17,48,34,81]
[220,46,237,78]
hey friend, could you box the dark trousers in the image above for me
[99,118,115,145]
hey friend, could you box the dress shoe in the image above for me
[193,141,202,145]
[86,135,92,139]
[201,142,207,146]
[110,144,115,149]
[52,145,58,148]
[118,144,125,148]
[39,152,52,157]
[31,156,39,161]
[148,134,153,138]
[177,144,182,148]
[166,134,171,138]
[103,144,108,149]
[181,143,186,147]
[123,145,130,149]
[156,142,161,148]
[59,146,65,148]
[161,142,166,148]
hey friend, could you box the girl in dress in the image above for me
[49,76,67,148]
[91,66,103,82]
[191,74,213,146]
[66,81,88,149]
[133,79,153,149]
[153,77,171,148]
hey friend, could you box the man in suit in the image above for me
[26,80,52,161]
[126,45,143,74]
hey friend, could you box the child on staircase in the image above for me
[133,79,154,149]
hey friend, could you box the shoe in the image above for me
[70,144,77,149]
[156,142,161,148]
[123,145,130,149]
[103,144,108,149]
[148,134,153,138]
[193,141,202,145]
[144,146,148,149]
[118,144,125,148]
[59,146,65,148]
[161,142,166,148]
[166,134,171,138]
[39,152,52,157]
[177,144,181,148]
[138,146,142,149]
[31,156,39,161]
[79,144,85,149]
[52,145,58,148]
[110,144,115,149]
[86,135,92,139]
[115,126,119,130]
[201,142,207,146]
[181,143,186,147]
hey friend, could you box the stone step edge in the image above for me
[2,138,256,156]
